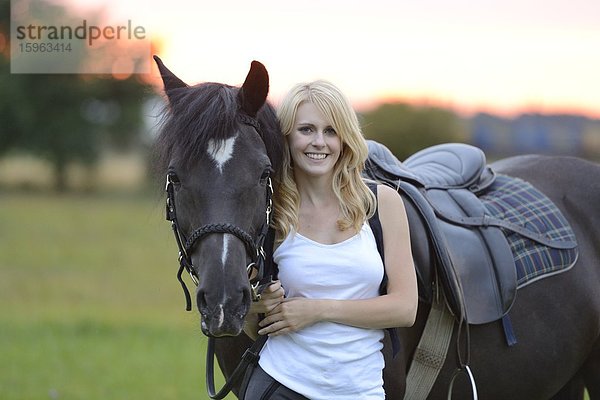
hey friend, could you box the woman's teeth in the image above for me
[306,153,327,160]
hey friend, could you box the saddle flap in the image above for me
[427,188,517,324]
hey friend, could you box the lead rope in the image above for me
[206,335,268,400]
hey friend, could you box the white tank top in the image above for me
[259,223,385,399]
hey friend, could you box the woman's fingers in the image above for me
[258,320,290,336]
[261,281,284,302]
[257,298,317,336]
[249,281,284,314]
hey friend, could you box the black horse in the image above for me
[153,57,600,399]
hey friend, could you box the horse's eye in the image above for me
[259,168,271,185]
[168,172,181,187]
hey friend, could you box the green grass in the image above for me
[0,192,591,400]
[0,193,235,399]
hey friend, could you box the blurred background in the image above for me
[1,0,598,399]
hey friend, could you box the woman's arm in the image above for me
[258,185,418,336]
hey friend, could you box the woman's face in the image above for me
[287,101,342,181]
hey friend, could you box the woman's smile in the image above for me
[305,152,329,160]
[288,101,341,179]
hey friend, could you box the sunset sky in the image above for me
[65,0,600,117]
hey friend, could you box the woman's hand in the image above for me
[258,297,321,336]
[249,281,285,315]
[244,281,285,340]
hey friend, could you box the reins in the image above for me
[164,114,276,399]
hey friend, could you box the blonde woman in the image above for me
[243,80,418,400]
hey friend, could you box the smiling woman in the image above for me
[287,101,342,181]
[274,80,376,238]
[241,79,418,400]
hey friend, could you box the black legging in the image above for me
[243,365,309,400]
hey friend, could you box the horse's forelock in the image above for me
[154,83,239,171]
[153,81,284,179]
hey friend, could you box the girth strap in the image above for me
[404,291,461,400]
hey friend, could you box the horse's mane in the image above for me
[153,82,284,176]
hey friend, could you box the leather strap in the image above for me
[366,181,401,357]
[404,290,457,400]
[206,335,268,399]
[422,189,577,250]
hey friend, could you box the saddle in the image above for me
[364,140,577,325]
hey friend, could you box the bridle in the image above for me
[165,114,274,311]
[164,114,276,399]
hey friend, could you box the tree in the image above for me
[360,102,465,161]
[0,0,153,191]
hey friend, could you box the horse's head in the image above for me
[154,56,283,337]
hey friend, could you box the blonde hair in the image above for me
[274,80,375,240]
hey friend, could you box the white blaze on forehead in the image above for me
[207,136,237,173]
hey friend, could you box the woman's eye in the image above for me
[325,128,337,136]
[298,126,312,133]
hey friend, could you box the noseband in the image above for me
[165,114,274,311]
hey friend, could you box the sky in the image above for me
[63,0,600,117]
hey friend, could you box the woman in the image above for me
[243,80,418,399]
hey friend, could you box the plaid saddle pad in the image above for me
[479,174,578,288]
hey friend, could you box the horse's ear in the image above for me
[238,60,269,117]
[153,55,188,102]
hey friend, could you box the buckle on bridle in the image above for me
[247,262,262,302]
[181,253,199,286]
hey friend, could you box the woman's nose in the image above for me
[311,131,326,146]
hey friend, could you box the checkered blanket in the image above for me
[480,174,578,288]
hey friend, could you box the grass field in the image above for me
[0,192,592,400]
[0,192,235,399]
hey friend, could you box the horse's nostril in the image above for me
[197,290,208,313]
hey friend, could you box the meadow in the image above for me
[0,192,235,399]
[0,191,592,400]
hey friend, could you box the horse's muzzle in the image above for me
[197,287,251,337]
